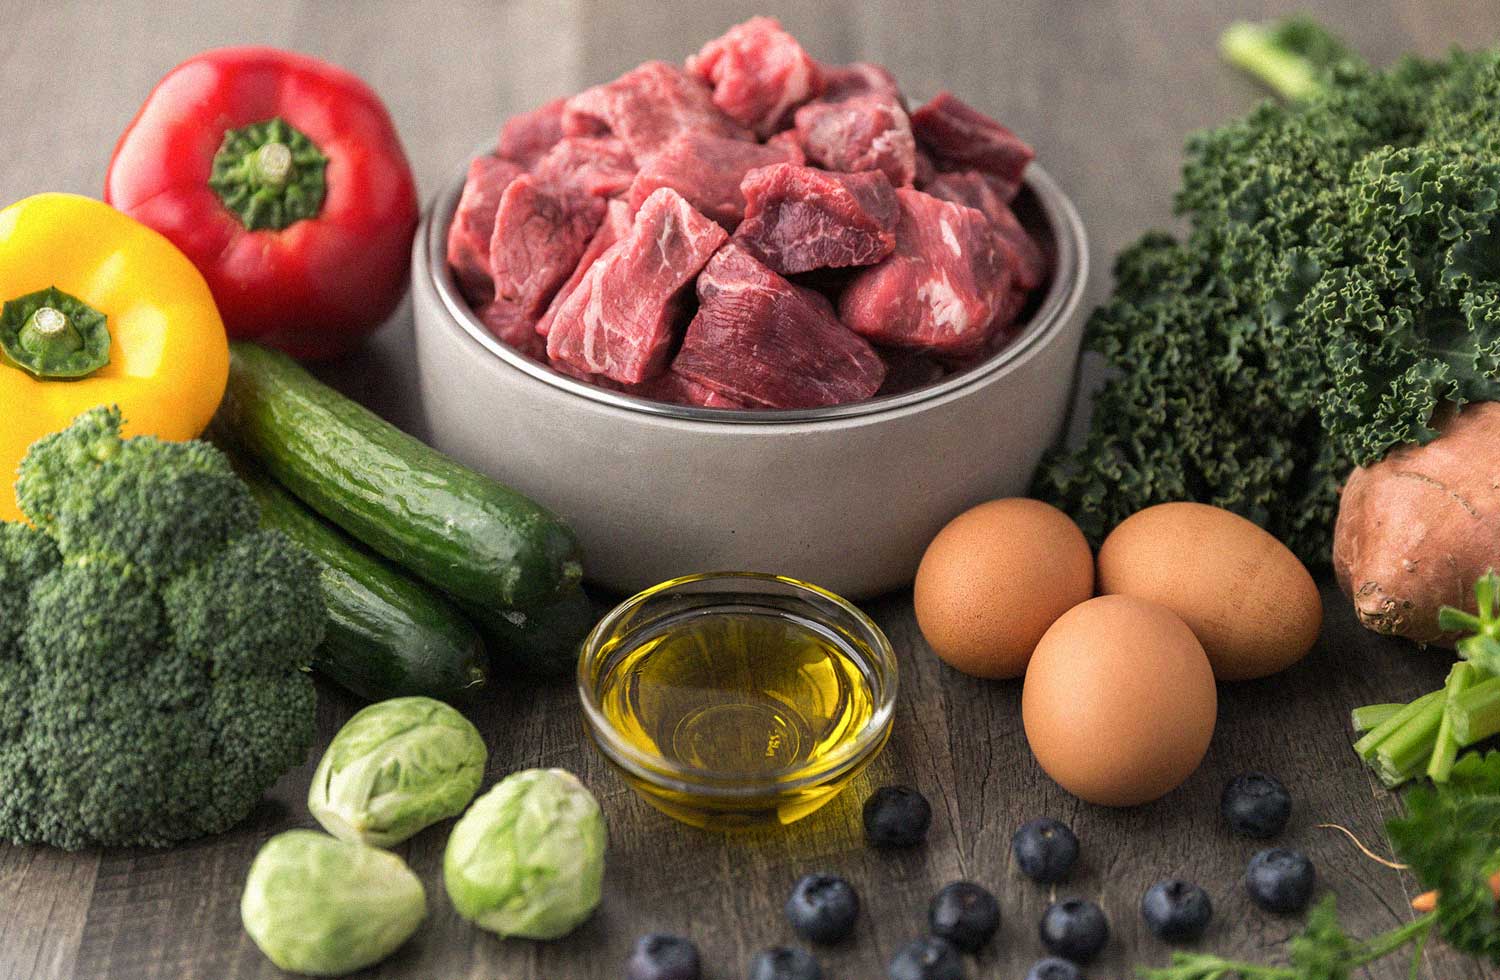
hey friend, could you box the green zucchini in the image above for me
[239,457,491,703]
[220,342,583,608]
[455,587,597,679]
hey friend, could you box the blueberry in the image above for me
[626,933,701,980]
[1012,817,1079,883]
[1024,958,1083,980]
[928,881,1000,953]
[1246,848,1316,914]
[748,945,823,980]
[1221,772,1291,838]
[785,873,860,944]
[1039,898,1109,963]
[864,785,933,848]
[887,936,964,980]
[1140,879,1213,942]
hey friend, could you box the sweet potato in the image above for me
[1333,401,1500,645]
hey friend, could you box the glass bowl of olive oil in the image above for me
[579,572,898,830]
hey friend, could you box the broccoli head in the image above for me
[0,407,323,849]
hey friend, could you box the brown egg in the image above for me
[914,498,1093,679]
[1022,595,1217,806]
[1097,502,1322,681]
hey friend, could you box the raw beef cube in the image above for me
[476,298,544,359]
[794,93,916,187]
[532,136,638,198]
[489,175,606,318]
[546,188,728,384]
[446,155,524,303]
[766,129,806,160]
[838,188,1013,355]
[913,147,937,187]
[674,243,886,408]
[911,92,1034,195]
[626,131,801,228]
[821,62,904,104]
[563,61,750,159]
[686,17,824,137]
[924,171,1045,290]
[626,370,748,409]
[877,348,947,395]
[734,164,898,274]
[537,199,634,338]
[497,97,566,167]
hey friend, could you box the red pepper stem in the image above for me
[254,142,293,187]
[208,117,328,231]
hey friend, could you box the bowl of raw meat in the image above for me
[412,17,1088,598]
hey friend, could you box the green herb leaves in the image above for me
[1389,751,1500,961]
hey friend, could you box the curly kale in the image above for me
[1036,20,1500,563]
[0,407,323,849]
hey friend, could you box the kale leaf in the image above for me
[1037,26,1500,564]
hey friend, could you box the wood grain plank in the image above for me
[0,846,96,980]
[2,1,1500,978]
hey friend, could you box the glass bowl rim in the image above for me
[576,571,899,798]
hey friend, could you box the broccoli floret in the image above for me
[0,407,323,850]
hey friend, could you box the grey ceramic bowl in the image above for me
[412,161,1089,598]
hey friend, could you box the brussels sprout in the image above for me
[309,696,487,847]
[240,830,425,976]
[444,768,606,940]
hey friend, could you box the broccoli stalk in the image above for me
[0,407,324,849]
[1219,15,1363,100]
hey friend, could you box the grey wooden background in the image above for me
[2,2,1497,978]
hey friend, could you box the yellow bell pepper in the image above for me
[0,193,228,520]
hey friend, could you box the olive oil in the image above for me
[593,602,883,827]
[599,608,875,774]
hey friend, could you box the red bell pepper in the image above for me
[105,47,419,360]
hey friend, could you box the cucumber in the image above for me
[239,456,491,703]
[455,587,597,679]
[220,342,583,608]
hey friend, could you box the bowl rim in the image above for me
[421,152,1089,426]
[575,571,899,799]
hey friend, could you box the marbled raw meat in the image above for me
[563,61,750,158]
[446,155,523,303]
[497,97,566,167]
[820,62,903,103]
[734,163,898,274]
[475,297,544,359]
[626,130,801,228]
[532,136,637,198]
[489,174,606,318]
[838,188,1012,354]
[674,242,885,408]
[687,17,823,138]
[924,170,1045,290]
[626,370,749,408]
[794,92,916,187]
[537,199,634,338]
[546,188,727,384]
[911,92,1034,199]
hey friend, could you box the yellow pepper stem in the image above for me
[0,287,110,380]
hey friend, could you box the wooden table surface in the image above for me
[4,2,1498,978]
